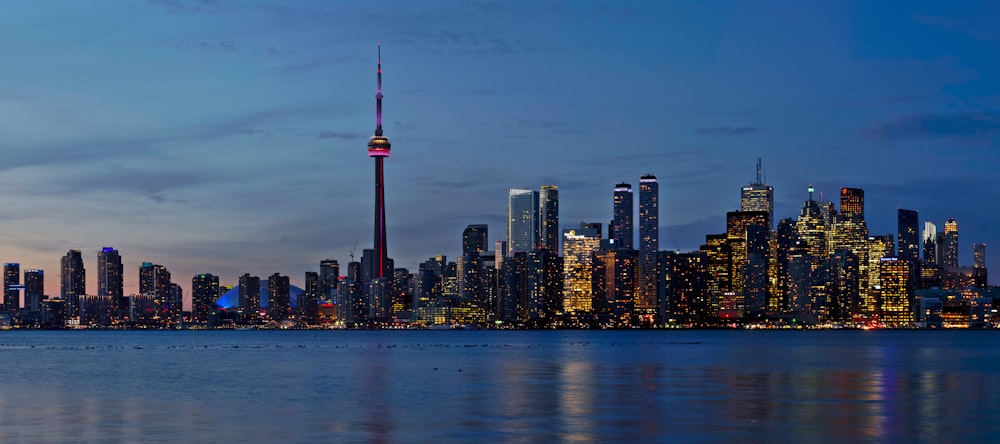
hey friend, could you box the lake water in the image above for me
[0,330,997,443]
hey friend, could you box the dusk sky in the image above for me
[2,1,999,305]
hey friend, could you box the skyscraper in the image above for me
[974,243,986,269]
[796,186,829,269]
[637,175,659,316]
[741,158,774,229]
[506,188,539,255]
[462,224,489,256]
[879,257,914,327]
[611,183,634,249]
[238,273,261,323]
[191,273,219,324]
[3,263,19,311]
[97,247,124,310]
[942,217,958,267]
[140,263,174,319]
[839,188,864,221]
[23,269,44,313]
[539,186,559,253]
[923,221,938,265]
[897,208,919,261]
[268,273,291,322]
[367,42,392,280]
[319,259,339,302]
[60,249,85,315]
[562,224,601,313]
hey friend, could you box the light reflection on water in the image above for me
[0,330,997,442]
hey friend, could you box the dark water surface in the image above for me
[0,330,997,443]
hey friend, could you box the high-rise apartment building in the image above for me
[611,183,634,249]
[741,158,774,229]
[539,186,559,253]
[98,247,124,310]
[268,273,291,322]
[897,209,919,261]
[562,224,601,313]
[942,217,958,267]
[238,273,261,322]
[3,263,18,311]
[974,243,986,269]
[23,269,44,312]
[637,175,659,315]
[60,249,85,315]
[796,186,829,269]
[319,259,339,302]
[879,257,914,326]
[191,273,219,323]
[506,188,539,255]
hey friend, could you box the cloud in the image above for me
[867,112,1000,141]
[316,131,363,140]
[696,126,763,136]
[147,0,239,14]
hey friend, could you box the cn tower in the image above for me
[367,42,391,279]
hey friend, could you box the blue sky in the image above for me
[1,0,998,303]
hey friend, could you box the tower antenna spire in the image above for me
[756,156,762,184]
[375,41,383,137]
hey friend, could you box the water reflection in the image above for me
[0,331,999,442]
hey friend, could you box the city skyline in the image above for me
[1,1,999,301]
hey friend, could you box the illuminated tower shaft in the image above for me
[368,43,391,279]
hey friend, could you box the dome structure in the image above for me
[215,279,304,309]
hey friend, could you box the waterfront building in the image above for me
[923,222,938,265]
[24,269,43,313]
[865,235,894,316]
[528,249,562,321]
[562,225,601,313]
[611,183,634,249]
[942,217,959,267]
[879,257,914,326]
[659,251,709,325]
[741,158,774,229]
[897,209,919,262]
[506,188,539,255]
[238,273,260,323]
[3,263,19,311]
[637,175,659,318]
[191,273,219,324]
[795,186,829,270]
[319,259,339,302]
[593,248,636,322]
[539,186,559,253]
[701,233,732,316]
[367,43,392,281]
[60,249,86,316]
[267,273,291,322]
[97,247,124,310]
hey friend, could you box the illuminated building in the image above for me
[973,243,987,288]
[506,188,539,255]
[839,188,864,221]
[498,252,529,322]
[593,248,636,321]
[879,257,914,326]
[744,223,769,314]
[562,225,601,313]
[897,209,919,261]
[528,249,562,320]
[637,175,659,316]
[865,235,894,316]
[771,218,797,311]
[98,247,125,311]
[658,251,709,325]
[267,273,291,322]
[460,224,489,309]
[139,262,175,320]
[24,269,43,313]
[740,157,774,229]
[923,222,938,265]
[611,182,634,249]
[60,249,86,316]
[726,210,769,301]
[463,224,489,256]
[238,273,260,323]
[319,259,339,302]
[191,273,219,324]
[367,42,392,281]
[795,186,828,270]
[942,217,958,267]
[3,263,19,311]
[701,233,731,316]
[80,295,116,326]
[810,250,859,322]
[539,186,559,253]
